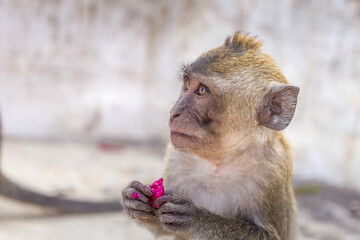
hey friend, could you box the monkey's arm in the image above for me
[155,195,280,240]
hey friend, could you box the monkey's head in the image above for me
[169,32,299,160]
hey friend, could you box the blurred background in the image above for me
[0,0,359,239]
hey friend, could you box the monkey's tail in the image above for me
[0,174,122,212]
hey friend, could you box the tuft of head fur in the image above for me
[224,32,263,52]
[189,32,286,85]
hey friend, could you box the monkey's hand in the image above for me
[154,195,200,236]
[122,180,156,222]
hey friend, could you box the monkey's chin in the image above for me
[170,131,198,150]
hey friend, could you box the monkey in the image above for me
[122,32,299,240]
[0,117,122,212]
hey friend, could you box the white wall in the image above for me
[1,0,360,190]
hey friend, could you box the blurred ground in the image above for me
[0,140,359,240]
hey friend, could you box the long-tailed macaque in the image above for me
[123,32,299,240]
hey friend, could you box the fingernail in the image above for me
[147,189,153,196]
[153,198,162,206]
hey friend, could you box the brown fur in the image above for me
[122,32,299,240]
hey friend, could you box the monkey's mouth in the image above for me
[170,131,193,138]
[170,130,198,148]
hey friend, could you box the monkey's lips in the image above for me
[171,130,189,137]
[170,130,198,148]
[170,130,194,139]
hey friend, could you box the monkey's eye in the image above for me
[197,85,208,96]
[184,79,190,90]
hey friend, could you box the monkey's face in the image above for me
[169,76,222,157]
[168,71,272,160]
[169,33,300,159]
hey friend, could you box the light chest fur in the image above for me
[164,146,263,219]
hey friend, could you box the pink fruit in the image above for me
[132,192,139,200]
[149,178,164,208]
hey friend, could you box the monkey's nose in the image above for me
[170,113,180,122]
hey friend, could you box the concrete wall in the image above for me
[1,0,360,190]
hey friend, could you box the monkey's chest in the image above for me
[165,161,257,219]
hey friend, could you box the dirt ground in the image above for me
[0,140,359,240]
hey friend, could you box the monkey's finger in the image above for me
[124,208,155,221]
[159,213,191,226]
[158,202,191,215]
[162,222,189,233]
[154,195,187,206]
[122,187,150,203]
[123,198,154,213]
[129,180,153,197]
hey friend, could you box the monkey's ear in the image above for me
[257,85,300,131]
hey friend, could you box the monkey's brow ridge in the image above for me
[180,64,192,78]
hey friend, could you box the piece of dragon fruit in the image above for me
[131,178,164,207]
[149,178,164,208]
[132,192,139,200]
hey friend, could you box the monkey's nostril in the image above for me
[172,113,180,118]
